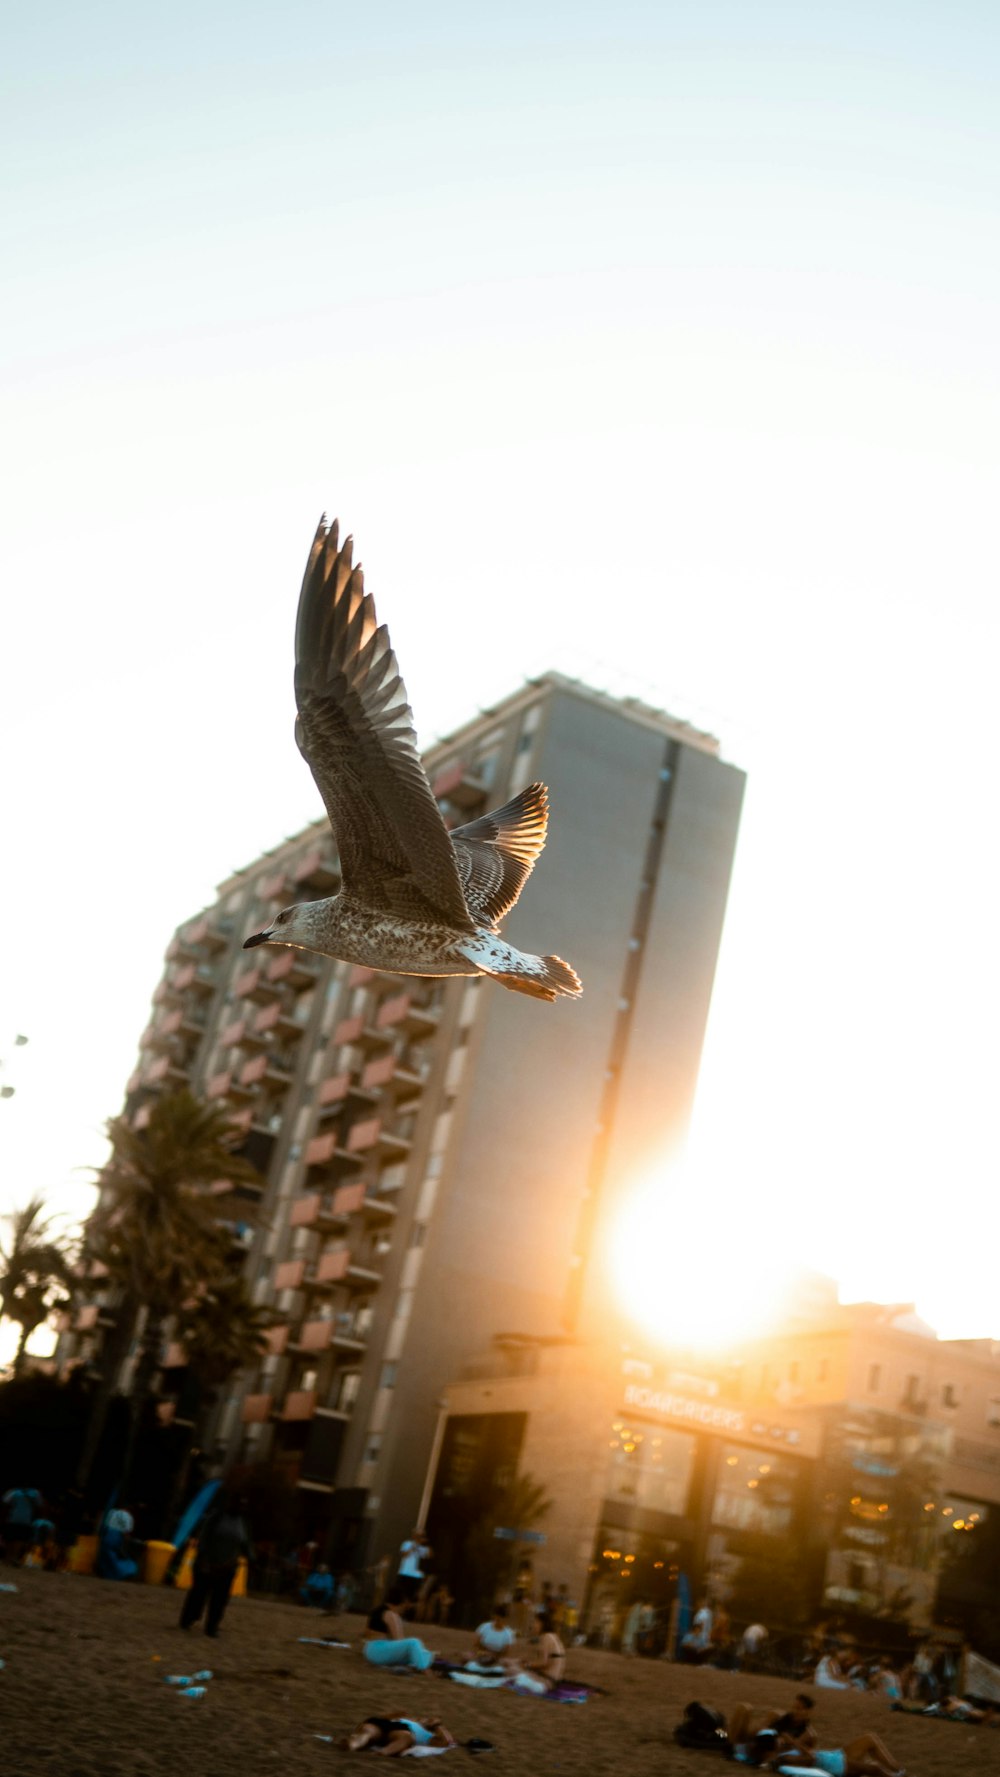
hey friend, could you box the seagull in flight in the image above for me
[243,517,582,1002]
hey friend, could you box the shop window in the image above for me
[710,1445,797,1537]
[605,1423,695,1517]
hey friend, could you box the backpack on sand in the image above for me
[673,1701,732,1754]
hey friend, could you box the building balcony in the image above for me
[179,1005,210,1038]
[360,1052,396,1092]
[205,1069,232,1101]
[233,965,271,1003]
[228,1105,255,1134]
[432,760,488,809]
[242,1393,272,1424]
[74,1304,100,1332]
[144,1054,171,1085]
[293,848,339,893]
[348,965,375,987]
[260,868,288,901]
[312,1248,351,1286]
[290,1192,348,1232]
[254,1000,307,1042]
[275,1258,307,1291]
[333,1014,391,1053]
[305,1131,364,1173]
[376,992,440,1039]
[252,1002,282,1038]
[281,1388,318,1422]
[362,1192,398,1224]
[316,1071,351,1115]
[144,1009,184,1050]
[292,1317,335,1354]
[220,1017,248,1048]
[347,1117,412,1160]
[304,1246,381,1290]
[201,917,233,952]
[240,1053,268,1088]
[266,1323,290,1356]
[267,949,318,990]
[176,961,218,996]
[162,1342,188,1368]
[329,1181,365,1217]
[206,1174,265,1208]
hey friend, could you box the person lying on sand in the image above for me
[727,1696,817,1757]
[341,1715,456,1756]
[760,1729,906,1777]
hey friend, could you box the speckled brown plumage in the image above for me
[243,516,582,1001]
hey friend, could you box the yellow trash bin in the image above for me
[175,1541,197,1590]
[231,1556,248,1598]
[144,1540,176,1585]
[67,1534,98,1575]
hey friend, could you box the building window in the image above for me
[867,1364,881,1393]
[364,1433,382,1465]
[711,1445,797,1537]
[336,1372,361,1412]
[605,1423,696,1517]
[380,1362,398,1389]
[942,1383,959,1408]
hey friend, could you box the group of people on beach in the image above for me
[721,1692,907,1777]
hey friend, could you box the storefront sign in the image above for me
[621,1384,811,1453]
[623,1383,744,1431]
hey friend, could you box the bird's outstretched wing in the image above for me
[450,783,549,929]
[294,517,477,929]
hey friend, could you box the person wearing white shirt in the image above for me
[472,1604,518,1667]
[396,1528,432,1602]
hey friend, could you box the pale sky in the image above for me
[2,1,998,1348]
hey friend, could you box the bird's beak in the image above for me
[243,929,273,949]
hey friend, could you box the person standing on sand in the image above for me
[396,1527,432,1604]
[179,1490,251,1638]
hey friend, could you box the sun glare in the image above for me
[609,1166,781,1353]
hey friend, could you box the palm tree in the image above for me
[0,1197,76,1378]
[83,1089,265,1497]
[459,1470,553,1615]
[163,1273,278,1528]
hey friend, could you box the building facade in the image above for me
[419,1299,1000,1633]
[64,674,745,1566]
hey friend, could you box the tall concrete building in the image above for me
[70,674,745,1565]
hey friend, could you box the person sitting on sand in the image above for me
[341,1715,456,1756]
[814,1650,851,1689]
[472,1602,518,1667]
[301,1563,335,1609]
[512,1608,566,1693]
[759,1728,906,1777]
[362,1585,436,1671]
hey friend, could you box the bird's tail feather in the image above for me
[482,952,583,1002]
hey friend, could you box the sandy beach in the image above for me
[2,1569,999,1777]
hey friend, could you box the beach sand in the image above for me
[2,1568,998,1777]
